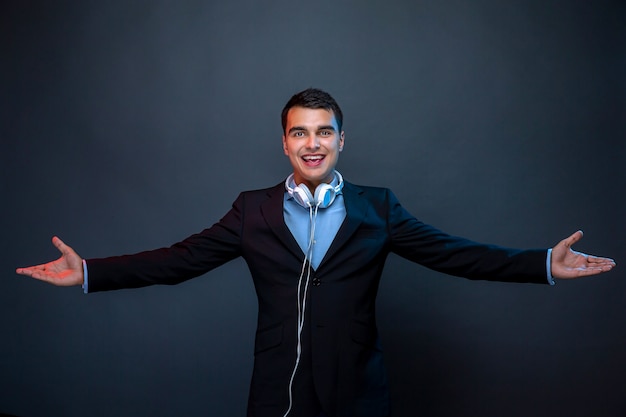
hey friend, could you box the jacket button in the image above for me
[312,277,321,286]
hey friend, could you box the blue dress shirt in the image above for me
[283,175,346,270]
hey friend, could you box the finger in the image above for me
[562,230,584,248]
[15,267,31,276]
[576,264,615,276]
[16,265,51,281]
[586,255,616,265]
[52,236,81,261]
[52,236,69,255]
[16,264,44,276]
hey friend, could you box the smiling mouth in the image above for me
[302,155,325,165]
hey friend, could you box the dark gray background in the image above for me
[2,1,624,416]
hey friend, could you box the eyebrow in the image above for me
[288,125,337,134]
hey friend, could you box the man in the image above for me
[17,88,616,417]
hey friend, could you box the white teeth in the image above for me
[303,155,323,161]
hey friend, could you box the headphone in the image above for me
[284,170,344,208]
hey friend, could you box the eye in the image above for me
[319,130,332,136]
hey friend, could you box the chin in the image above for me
[304,171,332,182]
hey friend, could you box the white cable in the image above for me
[283,201,320,417]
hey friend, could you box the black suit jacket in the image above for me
[88,181,548,417]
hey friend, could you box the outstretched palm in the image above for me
[16,236,83,286]
[551,231,616,279]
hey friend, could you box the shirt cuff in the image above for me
[546,248,555,285]
[82,259,89,294]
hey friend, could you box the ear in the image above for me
[339,131,345,152]
[282,134,289,155]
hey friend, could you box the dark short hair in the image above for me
[281,88,343,133]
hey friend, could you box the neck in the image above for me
[297,172,337,193]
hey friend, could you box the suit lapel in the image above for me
[260,182,305,261]
[317,182,368,269]
[260,180,369,269]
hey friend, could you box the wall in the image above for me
[2,1,624,416]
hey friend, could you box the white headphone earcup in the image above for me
[293,185,314,208]
[314,184,336,208]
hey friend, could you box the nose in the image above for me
[305,134,320,150]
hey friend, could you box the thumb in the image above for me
[561,230,583,249]
[52,236,70,255]
[52,236,80,261]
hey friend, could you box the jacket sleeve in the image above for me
[86,193,245,292]
[386,189,549,284]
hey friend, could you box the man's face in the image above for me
[282,106,344,192]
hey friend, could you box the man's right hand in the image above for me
[16,236,84,286]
